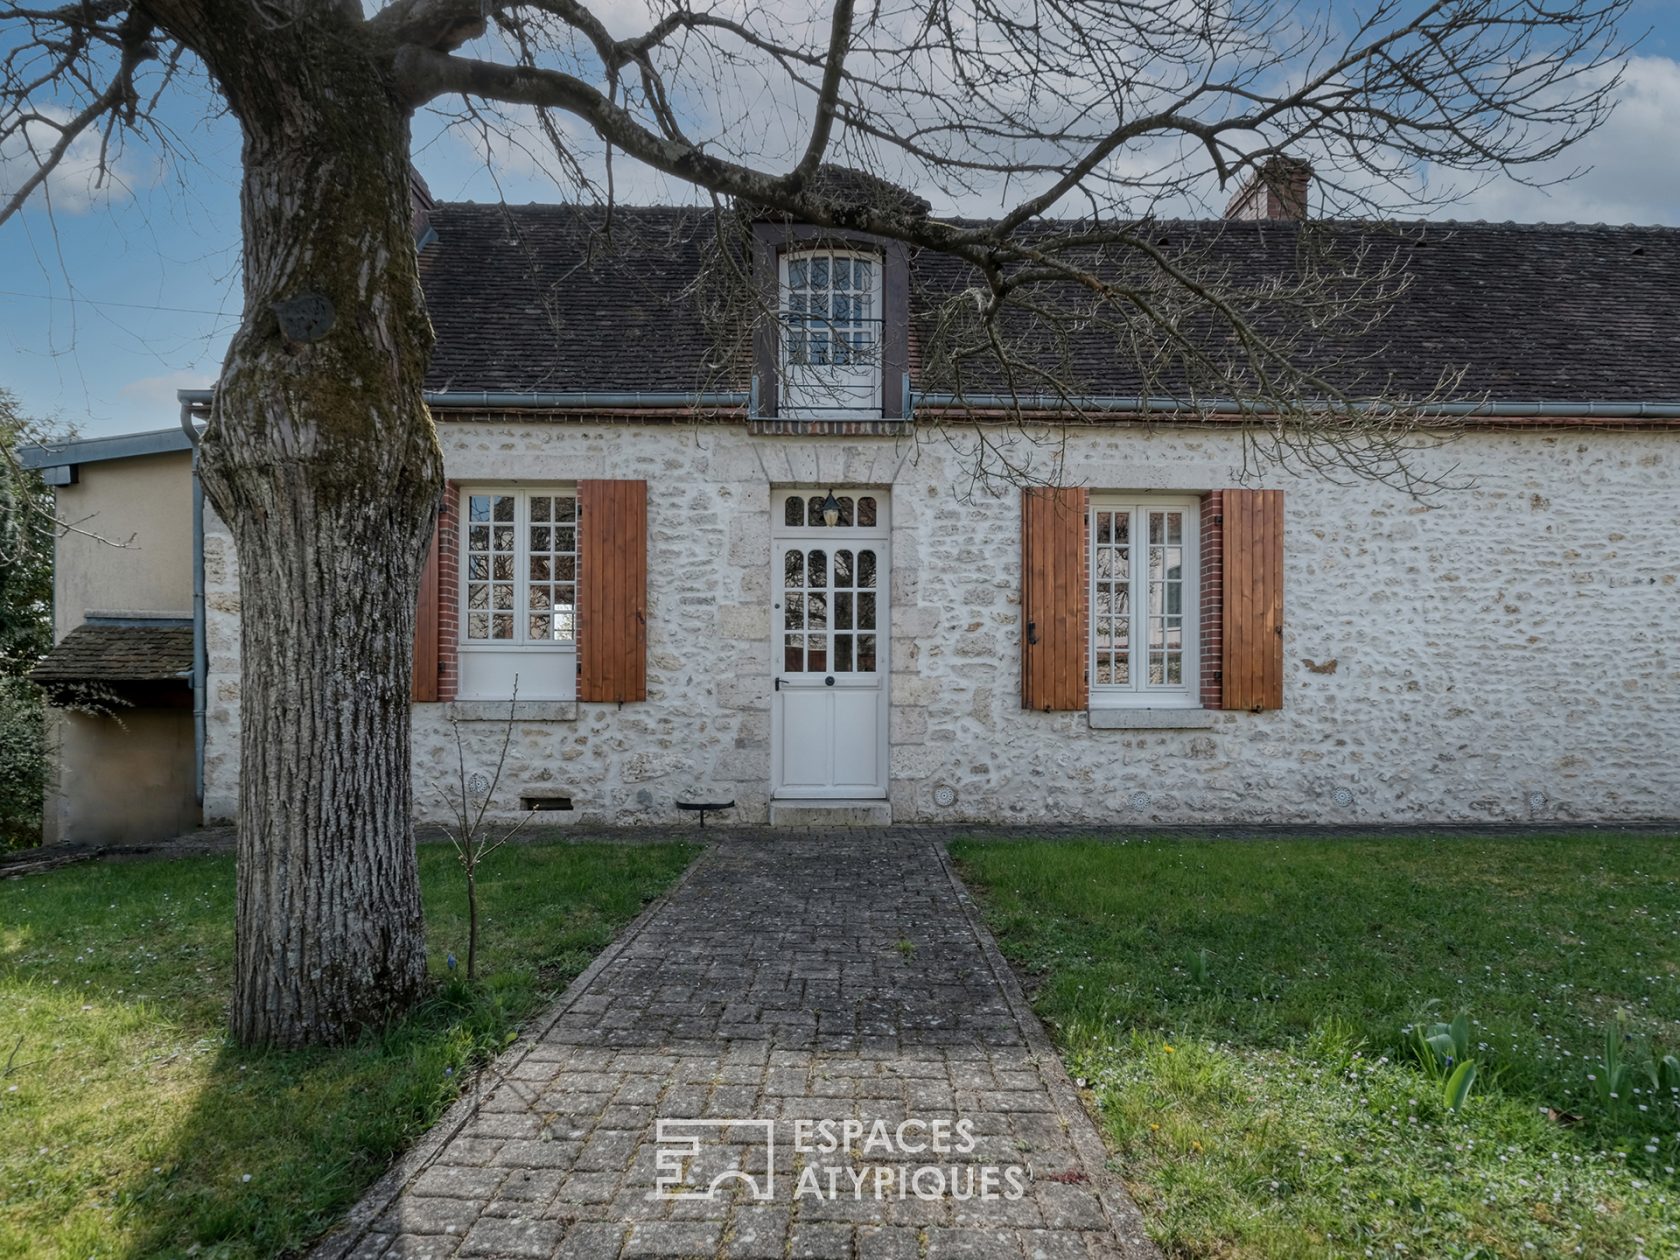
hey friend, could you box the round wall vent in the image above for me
[1331,786,1355,808]
[1528,791,1547,810]
[932,785,958,808]
[1128,791,1151,810]
[467,771,491,797]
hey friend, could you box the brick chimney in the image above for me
[1224,157,1312,221]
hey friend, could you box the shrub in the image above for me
[0,674,45,848]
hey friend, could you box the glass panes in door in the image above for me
[782,544,878,673]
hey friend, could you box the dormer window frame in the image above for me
[751,223,910,422]
[779,245,884,420]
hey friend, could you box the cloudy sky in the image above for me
[3,0,1678,439]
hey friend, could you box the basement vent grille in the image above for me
[1331,787,1355,808]
[521,794,574,812]
[1128,791,1151,810]
[933,785,958,808]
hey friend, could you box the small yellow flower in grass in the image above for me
[1163,1044,1176,1054]
[1191,1140,1204,1154]
[1149,1123,1160,1132]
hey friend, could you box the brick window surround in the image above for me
[1199,491,1223,709]
[436,481,460,702]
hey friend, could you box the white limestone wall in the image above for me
[201,421,1680,826]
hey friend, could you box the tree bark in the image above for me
[192,15,440,1047]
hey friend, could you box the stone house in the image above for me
[23,165,1680,838]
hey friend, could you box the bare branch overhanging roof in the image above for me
[417,202,1680,405]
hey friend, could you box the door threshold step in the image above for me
[768,799,893,828]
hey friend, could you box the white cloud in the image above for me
[118,369,216,413]
[0,104,144,215]
[1433,55,1680,225]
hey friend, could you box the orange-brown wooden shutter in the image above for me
[411,517,441,702]
[578,479,648,703]
[1221,488,1284,711]
[1020,486,1089,711]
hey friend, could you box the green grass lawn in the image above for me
[0,839,695,1260]
[953,835,1680,1260]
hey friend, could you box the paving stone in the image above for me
[413,1167,508,1200]
[324,838,1156,1260]
[622,1221,724,1258]
[788,1223,852,1260]
[554,1223,627,1260]
[856,1225,920,1260]
[723,1206,790,1260]
[378,1195,479,1237]
[458,1215,565,1258]
[1022,1231,1092,1260]
[927,1227,1025,1260]
[382,1236,462,1259]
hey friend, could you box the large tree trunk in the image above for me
[195,23,440,1047]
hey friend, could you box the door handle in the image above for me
[774,677,781,691]
[825,676,835,686]
[1027,621,1039,645]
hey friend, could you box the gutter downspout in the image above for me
[178,400,206,811]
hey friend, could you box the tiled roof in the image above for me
[419,205,1680,402]
[31,623,193,684]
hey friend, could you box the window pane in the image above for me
[787,257,807,288]
[492,496,514,522]
[833,549,853,585]
[554,498,576,524]
[530,496,550,522]
[468,612,489,639]
[492,584,514,610]
[492,613,514,639]
[785,497,804,527]
[785,593,804,629]
[467,583,488,610]
[493,526,515,551]
[858,550,876,588]
[858,592,876,630]
[811,256,829,288]
[784,550,804,588]
[807,593,827,632]
[858,496,877,526]
[785,635,803,672]
[468,555,488,581]
[530,555,551,581]
[493,554,513,581]
[834,635,853,672]
[835,592,853,629]
[808,549,827,588]
[469,525,489,551]
[529,613,550,640]
[531,526,550,551]
[857,634,876,672]
[529,585,551,611]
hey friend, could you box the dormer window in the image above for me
[780,248,881,417]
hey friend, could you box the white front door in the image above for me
[770,490,890,799]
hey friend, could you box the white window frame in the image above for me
[456,485,578,702]
[1088,494,1201,709]
[779,246,883,419]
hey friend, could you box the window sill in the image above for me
[444,701,578,723]
[1087,707,1216,730]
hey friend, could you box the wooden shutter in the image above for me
[1221,488,1284,711]
[578,479,648,703]
[411,517,441,702]
[1020,486,1088,711]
